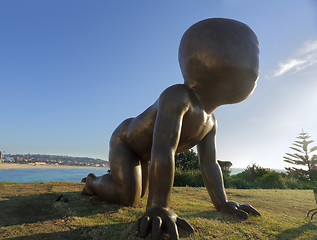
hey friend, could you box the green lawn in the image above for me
[0,182,316,239]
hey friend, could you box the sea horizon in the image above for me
[0,167,285,183]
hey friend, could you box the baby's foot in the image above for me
[81,173,97,196]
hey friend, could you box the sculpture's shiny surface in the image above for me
[83,18,261,239]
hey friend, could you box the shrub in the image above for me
[284,177,304,189]
[226,175,250,189]
[227,164,288,189]
[175,149,200,171]
[174,168,204,187]
[256,171,286,189]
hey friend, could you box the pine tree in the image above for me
[284,130,317,181]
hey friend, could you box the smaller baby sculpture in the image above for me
[83,18,261,239]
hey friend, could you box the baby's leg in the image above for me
[141,160,149,198]
[83,121,142,206]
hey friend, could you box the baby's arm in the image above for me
[197,117,261,218]
[147,87,188,210]
[137,85,194,239]
[197,120,227,210]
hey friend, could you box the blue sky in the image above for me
[1,0,317,169]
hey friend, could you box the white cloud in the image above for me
[273,39,317,78]
[296,39,317,55]
[273,59,306,77]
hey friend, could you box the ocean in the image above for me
[0,168,245,183]
[0,168,109,183]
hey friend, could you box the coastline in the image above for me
[0,163,108,169]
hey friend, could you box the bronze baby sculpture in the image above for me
[83,18,261,239]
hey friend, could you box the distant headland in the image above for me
[0,154,109,168]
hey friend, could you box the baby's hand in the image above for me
[137,207,194,240]
[222,201,261,219]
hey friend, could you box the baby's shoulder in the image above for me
[157,84,193,111]
[159,84,192,102]
[161,84,189,94]
[157,84,209,118]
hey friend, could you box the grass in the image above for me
[0,182,18,184]
[0,182,316,239]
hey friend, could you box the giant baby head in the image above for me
[179,18,259,107]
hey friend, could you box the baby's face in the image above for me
[182,55,258,104]
[179,18,259,105]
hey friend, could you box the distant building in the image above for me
[35,162,46,165]
[3,156,15,162]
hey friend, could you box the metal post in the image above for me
[306,187,317,220]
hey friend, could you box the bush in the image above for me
[227,164,287,189]
[175,149,200,171]
[298,180,317,189]
[226,175,250,189]
[174,168,204,187]
[257,171,286,189]
[284,177,304,189]
[173,160,316,189]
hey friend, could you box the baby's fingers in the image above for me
[234,208,249,219]
[166,218,179,240]
[239,204,261,216]
[139,216,151,237]
[152,216,162,240]
[176,217,194,233]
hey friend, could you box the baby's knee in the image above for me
[86,173,96,182]
[119,183,142,206]
[121,192,140,206]
[82,173,97,196]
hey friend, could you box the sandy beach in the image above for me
[0,163,108,169]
